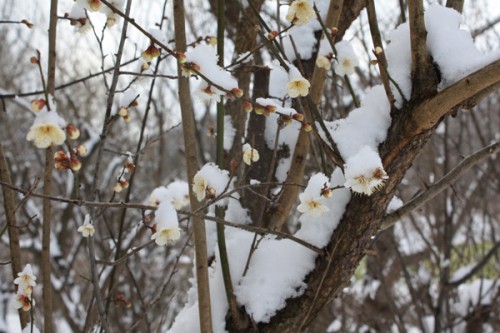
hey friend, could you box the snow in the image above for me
[322,85,391,160]
[185,44,238,91]
[169,169,350,331]
[425,4,500,90]
[385,22,412,106]
[223,115,235,151]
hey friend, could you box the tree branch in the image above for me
[381,140,500,230]
[409,59,500,134]
[173,0,213,331]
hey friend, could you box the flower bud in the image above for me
[70,155,82,171]
[120,180,129,189]
[281,115,292,126]
[30,99,46,112]
[268,31,279,40]
[141,44,160,62]
[292,113,304,122]
[30,56,39,64]
[118,108,128,117]
[66,124,80,140]
[243,100,253,113]
[176,52,187,64]
[374,46,383,55]
[254,104,264,115]
[113,183,123,193]
[321,187,333,198]
[76,145,88,156]
[231,88,244,98]
[302,123,312,132]
[208,37,217,46]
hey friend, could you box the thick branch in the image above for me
[409,59,500,134]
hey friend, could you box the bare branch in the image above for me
[381,140,500,230]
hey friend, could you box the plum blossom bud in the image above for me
[66,124,80,140]
[176,52,187,64]
[243,100,253,113]
[331,27,338,36]
[118,107,128,117]
[292,113,304,122]
[231,88,244,98]
[302,123,312,132]
[141,44,160,62]
[70,155,81,171]
[120,180,129,189]
[76,145,88,156]
[321,186,333,198]
[254,104,265,115]
[123,114,131,122]
[316,55,332,70]
[54,150,69,170]
[30,56,39,64]
[281,115,292,126]
[30,99,46,112]
[268,31,279,40]
[140,62,150,72]
[374,46,383,55]
[124,161,135,172]
[208,37,217,46]
[113,183,123,193]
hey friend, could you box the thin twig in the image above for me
[381,141,500,230]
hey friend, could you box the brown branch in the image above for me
[409,59,500,134]
[0,143,30,328]
[381,140,500,230]
[42,1,58,331]
[366,0,395,106]
[190,214,325,256]
[173,0,213,331]
[447,240,500,287]
[408,0,438,100]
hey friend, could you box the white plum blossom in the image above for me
[151,201,181,246]
[26,109,66,149]
[243,144,260,165]
[344,146,388,196]
[316,55,332,70]
[192,163,230,202]
[286,0,315,26]
[297,173,332,218]
[286,67,310,98]
[192,173,209,201]
[151,226,181,246]
[297,192,329,217]
[14,264,36,296]
[334,41,359,77]
[78,222,95,237]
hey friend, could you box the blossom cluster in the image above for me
[13,264,36,312]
